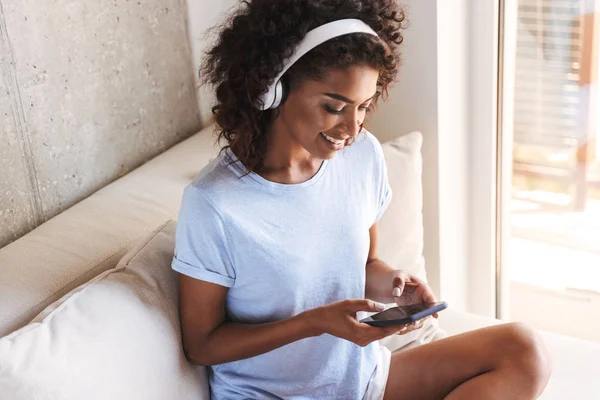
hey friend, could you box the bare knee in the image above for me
[496,323,552,393]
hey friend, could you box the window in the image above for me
[498,0,600,342]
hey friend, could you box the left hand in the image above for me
[390,270,439,336]
[391,270,437,307]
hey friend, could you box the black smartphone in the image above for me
[360,301,448,327]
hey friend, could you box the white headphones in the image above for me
[254,19,379,110]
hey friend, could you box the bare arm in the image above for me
[178,275,315,366]
[178,273,400,366]
[365,223,437,305]
[364,222,401,303]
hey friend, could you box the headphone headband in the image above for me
[255,19,379,110]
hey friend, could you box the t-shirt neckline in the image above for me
[223,148,329,191]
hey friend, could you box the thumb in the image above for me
[347,299,386,313]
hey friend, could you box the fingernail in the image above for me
[392,287,401,297]
[375,302,386,311]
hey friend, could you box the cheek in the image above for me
[294,109,334,133]
[284,100,339,137]
[306,111,339,133]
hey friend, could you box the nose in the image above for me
[344,109,363,138]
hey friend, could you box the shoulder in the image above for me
[180,153,238,216]
[360,129,385,155]
[339,129,385,165]
[189,149,245,196]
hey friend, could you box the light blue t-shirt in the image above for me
[172,131,392,399]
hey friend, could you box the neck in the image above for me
[258,119,322,184]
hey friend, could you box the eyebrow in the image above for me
[324,92,378,104]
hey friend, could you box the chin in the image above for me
[321,150,339,160]
[307,145,339,161]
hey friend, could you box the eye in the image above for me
[360,105,372,114]
[324,105,344,115]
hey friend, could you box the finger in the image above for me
[399,283,418,304]
[397,325,410,334]
[401,324,419,334]
[400,320,423,335]
[409,275,438,303]
[392,277,406,298]
[385,326,406,337]
[424,292,437,304]
[412,284,436,304]
[356,323,400,341]
[397,326,413,335]
[407,275,429,289]
[408,274,426,286]
[394,328,408,336]
[358,320,407,335]
[386,324,410,336]
[378,325,408,339]
[347,299,386,313]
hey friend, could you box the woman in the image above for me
[172,0,552,398]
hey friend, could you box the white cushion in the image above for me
[438,309,600,399]
[378,131,426,281]
[0,221,209,400]
[377,132,446,352]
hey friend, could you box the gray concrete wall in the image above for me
[186,0,238,124]
[0,0,202,248]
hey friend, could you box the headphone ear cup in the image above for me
[256,84,276,110]
[277,79,289,108]
[269,80,284,109]
[254,80,286,110]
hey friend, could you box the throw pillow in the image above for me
[378,131,447,351]
[0,221,209,400]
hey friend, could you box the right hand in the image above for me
[304,299,410,347]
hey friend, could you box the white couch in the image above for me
[1,124,600,399]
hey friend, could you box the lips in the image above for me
[320,132,346,145]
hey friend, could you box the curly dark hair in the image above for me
[201,0,406,172]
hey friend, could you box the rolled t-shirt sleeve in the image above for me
[172,186,236,287]
[375,179,392,223]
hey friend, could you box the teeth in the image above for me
[321,132,344,145]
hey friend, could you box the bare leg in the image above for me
[383,323,552,400]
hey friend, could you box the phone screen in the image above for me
[369,302,442,322]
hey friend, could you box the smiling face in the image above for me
[272,65,380,160]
